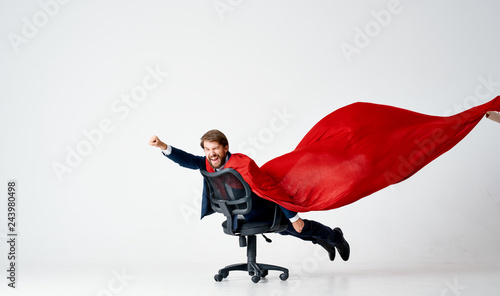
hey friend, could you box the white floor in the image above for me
[2,257,500,296]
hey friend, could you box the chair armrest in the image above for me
[220,203,236,236]
[269,204,283,232]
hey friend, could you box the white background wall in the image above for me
[1,0,500,292]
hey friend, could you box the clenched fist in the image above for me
[292,218,305,233]
[149,135,168,150]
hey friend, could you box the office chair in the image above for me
[200,168,289,283]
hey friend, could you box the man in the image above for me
[149,130,350,261]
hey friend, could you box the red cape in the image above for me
[214,97,500,212]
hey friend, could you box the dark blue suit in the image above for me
[164,146,341,245]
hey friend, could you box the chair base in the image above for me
[215,262,289,283]
[213,234,289,283]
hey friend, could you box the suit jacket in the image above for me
[164,146,297,222]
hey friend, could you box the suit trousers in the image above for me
[279,219,340,245]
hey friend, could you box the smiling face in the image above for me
[203,140,229,169]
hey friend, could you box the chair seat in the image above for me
[222,219,286,236]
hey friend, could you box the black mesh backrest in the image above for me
[201,168,253,216]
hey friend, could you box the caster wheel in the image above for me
[279,272,289,281]
[261,270,268,278]
[251,275,260,283]
[249,271,255,276]
[214,274,223,282]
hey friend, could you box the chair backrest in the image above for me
[201,168,288,236]
[200,168,253,218]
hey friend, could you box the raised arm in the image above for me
[149,135,206,170]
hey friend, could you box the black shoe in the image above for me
[333,227,350,261]
[316,239,336,261]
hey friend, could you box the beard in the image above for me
[208,153,226,169]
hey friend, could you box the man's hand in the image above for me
[149,135,167,150]
[292,218,305,233]
[486,111,500,124]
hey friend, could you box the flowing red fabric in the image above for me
[219,97,500,212]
